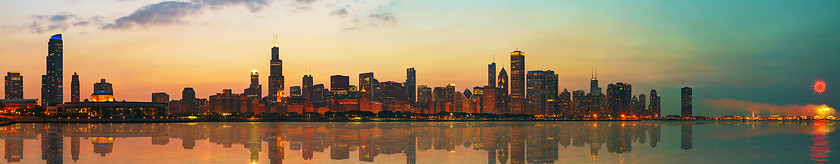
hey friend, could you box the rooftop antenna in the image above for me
[272,34,278,47]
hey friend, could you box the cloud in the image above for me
[368,13,394,22]
[103,0,269,30]
[329,8,348,17]
[704,98,835,116]
[26,14,103,33]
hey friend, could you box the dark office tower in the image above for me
[302,74,313,102]
[510,50,525,114]
[526,70,545,115]
[311,84,326,105]
[417,85,432,112]
[545,71,558,115]
[41,34,63,106]
[359,72,375,100]
[559,89,571,115]
[380,81,405,111]
[589,68,601,96]
[606,83,632,117]
[268,36,285,102]
[638,94,646,116]
[70,72,79,102]
[181,87,196,112]
[152,92,169,103]
[488,62,496,86]
[681,87,693,118]
[681,123,693,150]
[406,68,416,105]
[496,68,509,113]
[244,70,262,97]
[94,79,113,94]
[649,89,661,118]
[182,88,195,100]
[330,75,350,98]
[5,72,23,99]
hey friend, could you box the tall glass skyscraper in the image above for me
[526,70,549,115]
[488,62,496,86]
[681,87,692,118]
[41,34,63,106]
[510,50,525,114]
[268,36,285,102]
[405,68,416,106]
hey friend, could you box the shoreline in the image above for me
[0,118,834,126]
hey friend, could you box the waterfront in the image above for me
[0,121,837,164]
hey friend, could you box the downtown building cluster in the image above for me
[1,34,696,119]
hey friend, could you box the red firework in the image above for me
[814,80,827,94]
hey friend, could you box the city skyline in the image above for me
[0,0,838,117]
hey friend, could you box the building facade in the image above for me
[681,87,692,118]
[41,34,63,106]
[510,50,525,114]
[71,72,79,102]
[5,72,23,99]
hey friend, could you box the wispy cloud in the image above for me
[102,0,269,30]
[27,14,103,33]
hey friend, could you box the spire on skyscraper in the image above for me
[272,34,277,47]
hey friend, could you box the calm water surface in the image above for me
[0,121,837,164]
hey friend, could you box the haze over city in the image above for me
[1,0,838,117]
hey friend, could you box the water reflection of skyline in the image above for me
[0,121,834,164]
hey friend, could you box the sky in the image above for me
[0,0,838,116]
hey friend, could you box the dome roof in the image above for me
[93,90,113,95]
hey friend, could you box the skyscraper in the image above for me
[545,71,558,115]
[268,36,285,102]
[606,83,632,118]
[559,89,571,116]
[649,89,661,118]
[181,87,197,113]
[681,87,693,118]
[244,70,262,98]
[497,68,509,114]
[302,74,313,102]
[526,70,545,115]
[488,62,496,86]
[638,93,646,116]
[71,72,79,102]
[4,72,23,99]
[510,50,525,114]
[330,75,350,99]
[417,85,432,112]
[359,72,375,100]
[94,79,113,93]
[589,68,601,96]
[41,34,63,106]
[406,68,416,106]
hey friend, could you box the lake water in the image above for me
[0,121,836,164]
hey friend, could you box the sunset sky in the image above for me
[1,0,838,116]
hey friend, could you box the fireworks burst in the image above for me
[814,80,827,94]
